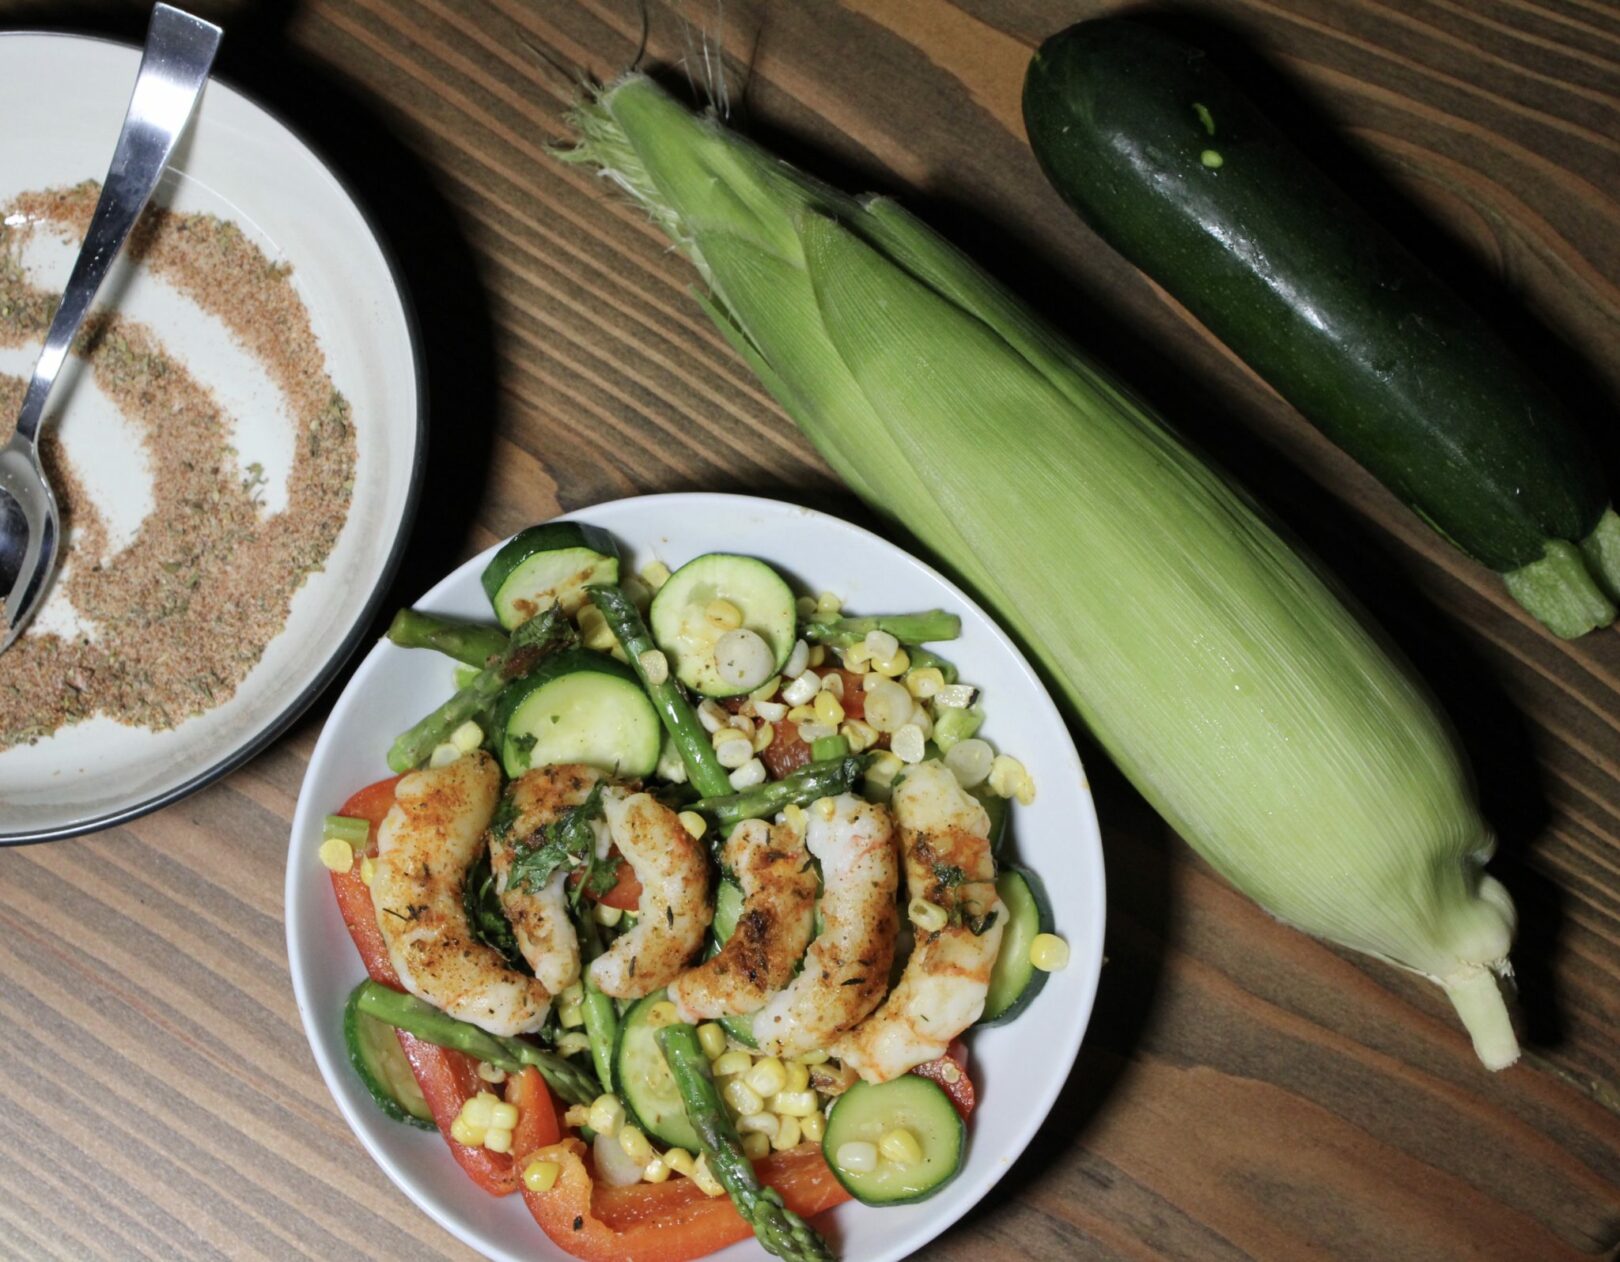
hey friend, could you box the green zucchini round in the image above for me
[1023,19,1619,635]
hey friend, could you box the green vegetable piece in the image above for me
[386,608,510,668]
[931,706,982,752]
[322,814,371,847]
[809,734,850,762]
[690,756,868,834]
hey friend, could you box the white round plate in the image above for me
[0,33,422,843]
[287,493,1106,1262]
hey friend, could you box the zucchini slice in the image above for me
[979,866,1054,1026]
[708,879,758,1047]
[344,983,435,1129]
[494,648,661,778]
[614,989,702,1151]
[648,553,796,697]
[823,1076,964,1205]
[482,522,621,628]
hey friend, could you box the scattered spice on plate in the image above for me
[0,181,356,750]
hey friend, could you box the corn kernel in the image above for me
[782,670,821,706]
[524,1158,560,1193]
[463,1093,498,1130]
[713,1049,754,1078]
[816,591,841,615]
[749,675,782,702]
[800,1109,826,1142]
[714,730,755,769]
[642,1157,671,1184]
[1015,773,1037,807]
[692,1155,725,1197]
[935,683,977,709]
[988,754,1028,798]
[842,640,871,668]
[737,1111,780,1138]
[641,560,672,590]
[588,1094,624,1137]
[754,698,787,721]
[784,638,810,678]
[769,1090,819,1117]
[783,1061,810,1093]
[618,1124,654,1165]
[891,723,926,764]
[793,1048,829,1066]
[697,1023,728,1060]
[428,741,461,767]
[638,649,670,685]
[558,1002,584,1029]
[772,1115,802,1151]
[705,599,744,630]
[795,721,836,744]
[647,1001,679,1029]
[786,704,816,724]
[840,719,878,753]
[665,1147,696,1176]
[746,1058,788,1098]
[723,1079,765,1116]
[752,721,775,752]
[593,902,623,927]
[450,1115,483,1146]
[448,719,483,753]
[909,898,949,933]
[782,803,808,835]
[1030,933,1070,972]
[862,630,900,662]
[484,1125,513,1154]
[697,700,728,733]
[476,1060,507,1085]
[556,1031,592,1058]
[318,838,354,872]
[677,810,708,840]
[728,758,766,790]
[807,644,826,667]
[563,1104,592,1129]
[359,856,376,885]
[879,1127,924,1166]
[812,691,845,725]
[742,1131,771,1160]
[835,1141,878,1174]
[490,1101,519,1131]
[905,667,946,699]
[819,670,845,698]
[582,618,617,653]
[874,649,911,677]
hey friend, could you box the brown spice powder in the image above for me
[0,181,356,750]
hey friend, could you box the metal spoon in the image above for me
[0,4,222,652]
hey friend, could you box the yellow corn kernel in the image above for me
[741,1131,771,1160]
[697,1023,728,1060]
[646,1001,679,1030]
[484,1126,513,1154]
[641,560,672,590]
[593,902,623,927]
[563,1104,591,1129]
[749,675,782,701]
[558,1002,585,1029]
[1015,772,1037,806]
[786,704,816,724]
[772,1115,802,1151]
[988,754,1027,798]
[747,1057,788,1098]
[839,719,878,752]
[815,591,842,615]
[490,1101,519,1131]
[524,1158,561,1193]
[782,803,808,835]
[638,648,670,686]
[556,1031,592,1058]
[692,1155,725,1197]
[737,1111,780,1139]
[807,644,827,667]
[476,1060,507,1085]
[723,1079,765,1116]
[834,1141,878,1174]
[842,640,871,668]
[317,838,354,873]
[642,1157,672,1184]
[812,691,845,725]
[359,856,377,885]
[463,1092,498,1130]
[905,667,946,699]
[879,1127,924,1166]
[705,599,744,630]
[428,742,461,768]
[588,1093,625,1137]
[793,1048,829,1067]
[783,1061,811,1093]
[813,796,837,821]
[712,1050,753,1078]
[800,1109,826,1143]
[618,1125,655,1166]
[769,1090,819,1117]
[450,1115,484,1147]
[752,721,775,753]
[909,898,949,933]
[676,810,708,841]
[1030,933,1070,972]
[665,1147,696,1177]
[873,649,911,677]
[450,719,484,752]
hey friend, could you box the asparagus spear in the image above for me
[803,623,957,683]
[353,981,599,1105]
[805,609,960,642]
[576,918,619,1094]
[587,583,734,798]
[386,608,509,668]
[386,604,574,773]
[657,1023,834,1262]
[690,756,869,834]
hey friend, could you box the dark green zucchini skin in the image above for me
[1022,19,1606,574]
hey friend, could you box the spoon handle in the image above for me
[12,3,221,446]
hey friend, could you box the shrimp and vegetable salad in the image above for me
[317,521,1069,1262]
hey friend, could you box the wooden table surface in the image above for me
[2,0,1618,1258]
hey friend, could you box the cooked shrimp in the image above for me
[372,751,553,1036]
[668,817,818,1023]
[588,791,712,999]
[752,795,899,1059]
[487,763,596,994]
[834,760,1005,1082]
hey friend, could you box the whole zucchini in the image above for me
[1023,18,1620,638]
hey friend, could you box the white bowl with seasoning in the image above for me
[0,33,422,842]
[287,493,1107,1262]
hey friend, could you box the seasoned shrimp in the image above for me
[487,763,596,994]
[669,817,818,1023]
[834,760,1005,1082]
[588,791,712,999]
[372,752,553,1036]
[752,795,899,1059]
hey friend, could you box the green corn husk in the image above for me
[560,75,1519,1069]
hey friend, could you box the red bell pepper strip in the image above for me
[910,1039,975,1118]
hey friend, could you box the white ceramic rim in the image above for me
[286,492,1106,1261]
